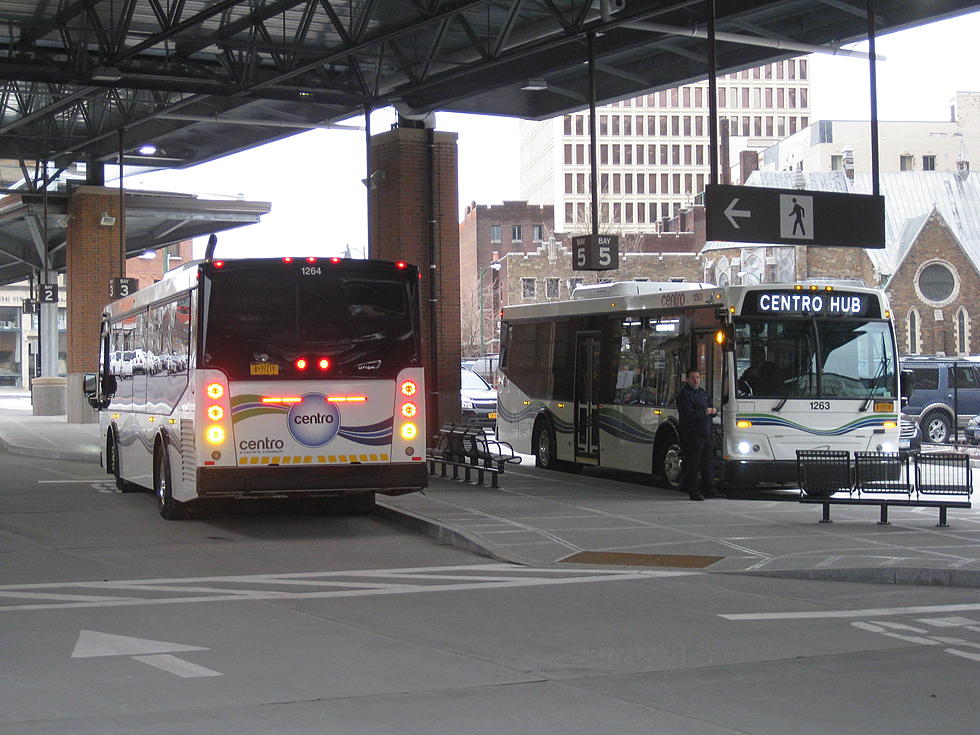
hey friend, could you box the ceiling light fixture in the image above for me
[521,79,548,91]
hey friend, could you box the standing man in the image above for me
[676,369,722,501]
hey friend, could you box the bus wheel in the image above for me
[533,421,557,470]
[155,443,187,520]
[659,442,683,491]
[109,434,140,493]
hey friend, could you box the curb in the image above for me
[374,501,536,567]
[0,434,99,464]
[735,566,980,589]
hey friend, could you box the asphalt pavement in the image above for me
[1,389,978,587]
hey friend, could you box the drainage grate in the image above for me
[561,551,724,569]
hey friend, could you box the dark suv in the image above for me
[901,357,980,443]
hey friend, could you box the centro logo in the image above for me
[287,393,341,447]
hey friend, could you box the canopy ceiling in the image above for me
[0,0,977,173]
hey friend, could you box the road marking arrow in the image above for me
[724,198,751,229]
[71,630,222,678]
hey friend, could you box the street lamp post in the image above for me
[477,261,501,358]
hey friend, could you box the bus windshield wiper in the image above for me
[772,396,788,412]
[860,338,890,412]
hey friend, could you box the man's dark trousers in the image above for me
[681,434,714,498]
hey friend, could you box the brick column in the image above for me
[369,126,461,433]
[65,186,125,422]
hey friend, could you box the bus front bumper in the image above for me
[721,459,797,488]
[196,462,428,497]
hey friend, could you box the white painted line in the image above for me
[946,648,980,662]
[1,565,696,613]
[916,617,979,627]
[131,654,223,678]
[721,602,980,621]
[37,480,110,484]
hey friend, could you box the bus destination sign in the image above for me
[742,290,880,318]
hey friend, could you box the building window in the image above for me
[956,307,970,355]
[830,155,843,171]
[546,278,560,300]
[490,225,501,243]
[511,225,522,243]
[916,260,957,304]
[907,308,919,354]
[521,278,536,300]
[900,154,914,171]
[564,174,573,194]
[565,203,573,223]
[563,116,572,135]
[564,145,572,165]
[923,155,936,171]
[532,224,544,241]
[575,116,584,135]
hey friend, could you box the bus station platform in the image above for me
[1,390,978,587]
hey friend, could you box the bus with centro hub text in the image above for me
[496,281,900,490]
[84,255,427,519]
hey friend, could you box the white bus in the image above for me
[85,256,427,518]
[496,281,901,490]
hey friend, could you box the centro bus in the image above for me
[84,256,427,519]
[496,281,900,490]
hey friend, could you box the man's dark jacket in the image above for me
[676,383,713,439]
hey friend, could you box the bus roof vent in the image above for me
[571,281,713,300]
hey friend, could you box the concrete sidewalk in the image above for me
[1,391,978,586]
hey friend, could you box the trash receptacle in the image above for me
[32,376,67,416]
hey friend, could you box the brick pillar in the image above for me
[368,126,461,433]
[65,186,125,422]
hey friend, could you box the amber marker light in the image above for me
[400,423,418,440]
[206,426,226,444]
[206,382,224,399]
[736,420,753,428]
[714,330,726,345]
[883,421,898,429]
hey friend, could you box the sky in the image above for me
[127,9,980,260]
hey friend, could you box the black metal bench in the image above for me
[797,450,972,527]
[426,423,502,487]
[468,433,522,473]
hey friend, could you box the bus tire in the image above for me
[533,420,557,470]
[108,432,140,493]
[654,439,683,491]
[155,441,187,520]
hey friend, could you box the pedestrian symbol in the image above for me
[779,194,813,240]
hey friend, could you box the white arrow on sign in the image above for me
[724,198,751,229]
[71,630,222,678]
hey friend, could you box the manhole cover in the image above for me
[561,551,723,568]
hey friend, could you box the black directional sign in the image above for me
[572,234,619,271]
[704,184,885,249]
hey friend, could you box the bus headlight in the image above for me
[736,441,752,455]
[879,441,897,453]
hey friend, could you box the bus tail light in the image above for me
[400,380,417,397]
[317,357,331,370]
[200,372,232,456]
[295,358,308,371]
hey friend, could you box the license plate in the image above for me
[488,412,497,420]
[250,362,279,376]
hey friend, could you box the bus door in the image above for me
[574,332,601,463]
[693,330,723,409]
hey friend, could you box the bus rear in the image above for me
[191,258,426,500]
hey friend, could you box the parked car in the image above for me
[898,417,921,453]
[901,356,980,443]
[965,414,980,444]
[461,368,497,429]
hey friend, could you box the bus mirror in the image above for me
[83,373,98,397]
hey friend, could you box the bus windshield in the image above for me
[735,318,896,399]
[203,267,420,379]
